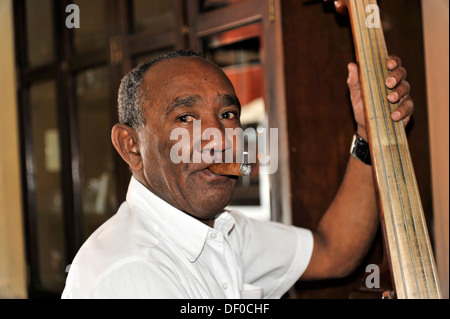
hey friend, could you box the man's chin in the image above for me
[192,195,232,218]
[181,171,237,220]
[185,188,235,220]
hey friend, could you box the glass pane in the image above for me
[131,0,175,34]
[29,80,66,292]
[73,0,107,52]
[25,0,54,67]
[76,66,116,239]
[203,24,270,220]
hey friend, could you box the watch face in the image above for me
[239,163,252,176]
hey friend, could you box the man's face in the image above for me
[136,57,241,221]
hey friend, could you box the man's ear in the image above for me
[111,123,143,171]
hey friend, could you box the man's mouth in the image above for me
[196,165,235,183]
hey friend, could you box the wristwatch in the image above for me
[350,133,371,165]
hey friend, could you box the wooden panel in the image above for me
[0,0,27,298]
[281,0,432,298]
[282,0,356,229]
[422,0,450,299]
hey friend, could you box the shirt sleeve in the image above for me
[230,211,314,299]
[87,258,189,299]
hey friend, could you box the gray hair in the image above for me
[117,50,204,130]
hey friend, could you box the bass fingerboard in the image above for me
[347,0,441,299]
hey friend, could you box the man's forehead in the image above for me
[141,57,236,103]
[143,56,223,81]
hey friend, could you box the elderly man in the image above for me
[62,50,413,299]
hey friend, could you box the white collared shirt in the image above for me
[62,177,313,299]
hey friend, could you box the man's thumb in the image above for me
[347,63,360,91]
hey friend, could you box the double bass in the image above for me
[330,0,442,299]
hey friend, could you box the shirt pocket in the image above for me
[240,283,263,299]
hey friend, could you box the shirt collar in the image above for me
[125,176,234,262]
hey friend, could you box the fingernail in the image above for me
[392,111,401,121]
[388,92,398,102]
[386,78,396,88]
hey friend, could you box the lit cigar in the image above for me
[208,163,252,176]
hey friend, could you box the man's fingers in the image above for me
[346,59,413,126]
[387,55,402,70]
[388,80,411,103]
[386,55,412,126]
[386,66,407,89]
[391,96,414,122]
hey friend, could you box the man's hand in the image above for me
[347,56,415,140]
[301,56,415,281]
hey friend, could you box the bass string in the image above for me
[374,5,440,295]
[366,0,439,296]
[360,0,426,297]
[400,129,442,296]
[373,5,442,293]
[352,0,407,296]
[398,118,442,296]
[352,0,410,297]
[369,0,436,297]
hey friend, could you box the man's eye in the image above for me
[177,114,196,123]
[220,111,239,120]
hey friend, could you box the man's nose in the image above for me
[200,116,229,152]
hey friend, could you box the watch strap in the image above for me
[350,133,371,165]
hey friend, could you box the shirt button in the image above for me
[222,282,228,290]
[210,232,217,240]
